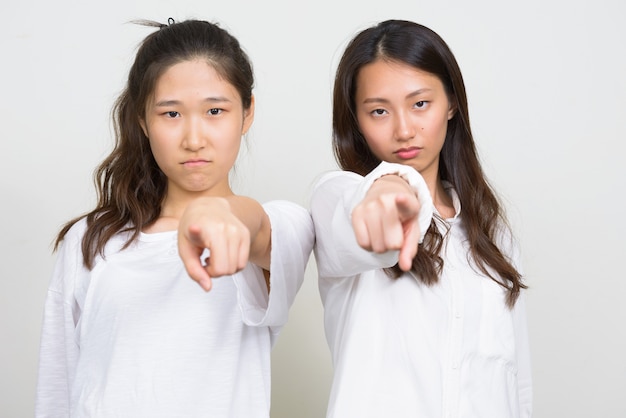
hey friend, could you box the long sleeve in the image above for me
[35,225,84,418]
[232,200,313,341]
[501,231,533,417]
[311,162,434,279]
[512,293,533,417]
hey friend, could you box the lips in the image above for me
[182,159,210,168]
[394,147,421,160]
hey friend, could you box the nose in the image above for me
[182,116,206,151]
[394,111,416,142]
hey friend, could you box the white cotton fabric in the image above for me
[311,162,532,418]
[35,200,314,418]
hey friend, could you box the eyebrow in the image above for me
[154,97,232,107]
[362,88,433,104]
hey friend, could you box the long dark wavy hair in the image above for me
[333,20,525,307]
[55,19,254,269]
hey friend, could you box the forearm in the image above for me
[365,173,417,200]
[223,195,271,270]
[311,171,400,277]
[177,195,272,291]
[312,162,435,277]
[233,200,313,334]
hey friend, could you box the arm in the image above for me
[498,229,533,416]
[352,174,422,271]
[36,291,74,417]
[311,162,434,278]
[35,226,83,417]
[513,293,533,417]
[178,198,313,338]
[178,195,271,291]
[507,236,533,416]
[232,201,314,341]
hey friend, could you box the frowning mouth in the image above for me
[181,159,210,167]
[394,147,422,160]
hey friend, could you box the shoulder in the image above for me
[60,217,129,247]
[47,218,89,294]
[58,217,88,249]
[57,216,131,262]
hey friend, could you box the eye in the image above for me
[165,111,180,118]
[371,108,388,116]
[208,108,223,116]
[414,101,427,109]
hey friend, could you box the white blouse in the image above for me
[35,200,314,418]
[311,162,532,418]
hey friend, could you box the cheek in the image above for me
[147,138,171,169]
[359,120,386,151]
[363,136,388,162]
[227,139,242,160]
[423,114,449,144]
[148,137,162,155]
[217,133,242,162]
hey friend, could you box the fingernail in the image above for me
[200,278,212,292]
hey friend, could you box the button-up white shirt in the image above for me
[311,162,532,418]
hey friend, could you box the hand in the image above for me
[351,175,421,271]
[178,197,251,291]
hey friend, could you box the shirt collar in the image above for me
[439,181,461,222]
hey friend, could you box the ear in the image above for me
[242,95,255,135]
[447,96,457,120]
[139,117,149,138]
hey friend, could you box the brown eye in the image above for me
[208,108,222,116]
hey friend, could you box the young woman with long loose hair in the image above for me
[36,19,313,417]
[311,19,532,417]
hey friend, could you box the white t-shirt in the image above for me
[35,200,314,418]
[311,162,532,418]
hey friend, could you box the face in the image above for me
[140,59,254,200]
[355,59,454,184]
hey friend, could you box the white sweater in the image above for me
[35,200,314,418]
[311,162,532,418]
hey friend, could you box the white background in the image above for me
[1,0,625,416]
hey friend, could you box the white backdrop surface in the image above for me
[1,0,625,417]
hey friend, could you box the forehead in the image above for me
[146,59,242,106]
[155,59,220,87]
[356,59,445,96]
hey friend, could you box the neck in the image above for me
[422,171,455,219]
[143,185,234,233]
[163,186,234,218]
